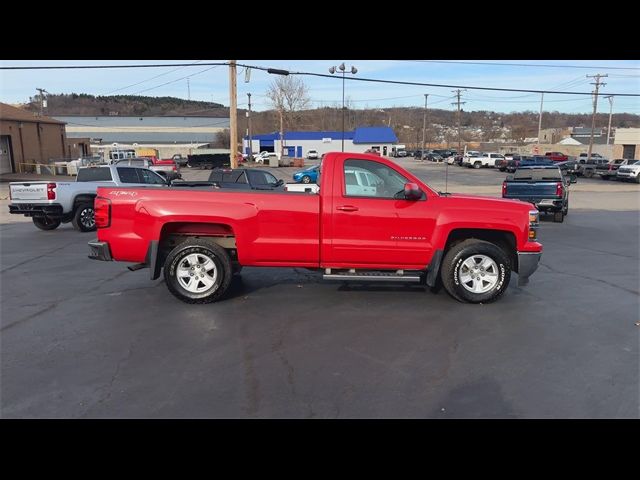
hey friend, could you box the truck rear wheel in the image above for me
[32,216,61,231]
[164,238,232,304]
[71,203,96,232]
[553,211,564,223]
[441,239,511,304]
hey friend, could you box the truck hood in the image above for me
[442,193,533,211]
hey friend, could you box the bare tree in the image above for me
[212,129,230,148]
[266,76,311,122]
[266,77,311,154]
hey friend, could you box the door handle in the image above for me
[337,205,359,212]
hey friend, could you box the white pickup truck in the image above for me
[463,152,505,169]
[8,165,168,232]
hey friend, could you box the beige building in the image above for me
[0,103,90,173]
[613,128,640,160]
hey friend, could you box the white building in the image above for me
[243,126,399,157]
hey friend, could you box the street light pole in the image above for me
[329,63,357,152]
[421,94,429,157]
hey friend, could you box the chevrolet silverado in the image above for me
[88,152,543,304]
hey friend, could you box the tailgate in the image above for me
[9,182,51,201]
[504,181,559,198]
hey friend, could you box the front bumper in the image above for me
[88,240,112,261]
[517,251,542,286]
[617,171,638,179]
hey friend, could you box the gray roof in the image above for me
[53,116,230,128]
[572,127,603,137]
[572,136,609,145]
[66,132,220,143]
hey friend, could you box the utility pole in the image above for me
[586,73,607,162]
[537,92,544,148]
[247,93,253,158]
[421,94,429,156]
[605,95,614,145]
[451,89,466,156]
[229,60,238,168]
[36,88,47,116]
[187,78,191,101]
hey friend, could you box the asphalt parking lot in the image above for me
[1,159,638,418]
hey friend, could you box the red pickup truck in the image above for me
[88,152,542,304]
[544,151,569,162]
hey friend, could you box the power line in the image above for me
[129,65,221,95]
[102,61,203,95]
[405,60,640,71]
[4,61,639,97]
[0,62,229,70]
[237,64,640,97]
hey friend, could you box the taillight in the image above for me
[556,182,563,197]
[528,210,539,241]
[47,183,56,200]
[502,181,507,197]
[94,197,111,228]
[172,165,177,171]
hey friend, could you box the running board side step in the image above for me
[323,269,422,282]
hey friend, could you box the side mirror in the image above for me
[276,179,284,187]
[404,182,422,201]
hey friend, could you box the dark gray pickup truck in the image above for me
[502,166,576,223]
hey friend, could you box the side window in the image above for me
[138,168,166,184]
[117,167,141,184]
[265,172,279,186]
[224,171,246,183]
[343,159,409,199]
[247,171,268,185]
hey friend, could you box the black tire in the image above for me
[584,169,594,178]
[562,199,569,216]
[601,175,610,181]
[32,216,61,231]
[71,202,96,232]
[473,162,481,169]
[636,176,640,184]
[164,238,232,304]
[302,175,311,184]
[553,211,564,223]
[440,239,511,304]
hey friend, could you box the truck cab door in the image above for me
[326,157,434,269]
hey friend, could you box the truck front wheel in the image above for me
[32,216,61,231]
[441,239,511,304]
[164,239,232,304]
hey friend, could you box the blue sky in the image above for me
[1,60,639,114]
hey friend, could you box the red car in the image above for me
[544,151,569,162]
[89,152,542,304]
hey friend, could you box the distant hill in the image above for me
[24,93,229,116]
[22,93,640,145]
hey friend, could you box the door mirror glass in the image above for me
[404,182,422,200]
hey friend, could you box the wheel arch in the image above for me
[152,222,238,280]
[444,228,518,273]
[73,193,97,210]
